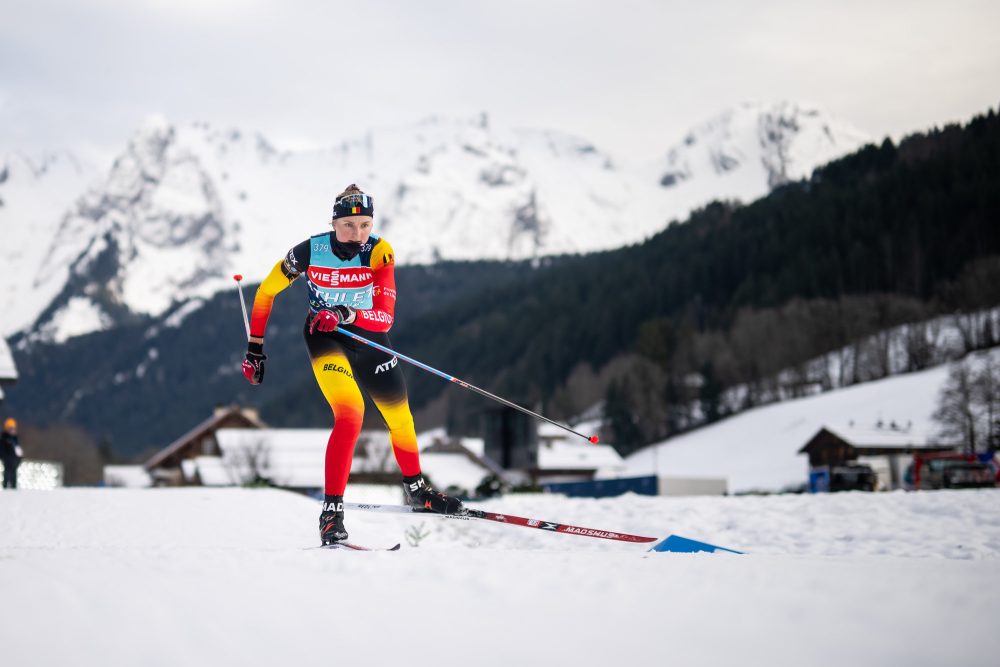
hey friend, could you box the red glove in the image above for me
[309,306,355,334]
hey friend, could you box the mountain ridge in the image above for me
[2,102,870,341]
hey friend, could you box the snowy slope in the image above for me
[0,487,998,667]
[2,104,870,340]
[624,348,1000,493]
[0,150,102,337]
[0,335,14,400]
[0,335,15,380]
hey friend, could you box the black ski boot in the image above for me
[403,475,468,515]
[319,495,348,545]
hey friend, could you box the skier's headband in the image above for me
[332,192,374,220]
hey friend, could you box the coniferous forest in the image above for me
[8,107,1000,460]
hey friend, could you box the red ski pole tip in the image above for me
[589,435,600,444]
[233,274,243,281]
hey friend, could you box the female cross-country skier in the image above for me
[241,184,466,545]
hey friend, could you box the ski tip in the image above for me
[589,435,600,444]
[233,273,243,281]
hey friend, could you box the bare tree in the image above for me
[973,356,1000,451]
[549,362,602,421]
[223,436,272,486]
[945,258,1000,353]
[933,361,979,451]
[727,307,785,405]
[932,356,1000,452]
[355,433,394,473]
[904,317,941,371]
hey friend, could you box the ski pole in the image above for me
[334,326,600,444]
[233,274,250,339]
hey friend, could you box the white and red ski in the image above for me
[346,502,658,544]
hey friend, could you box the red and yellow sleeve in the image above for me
[249,260,297,339]
[353,240,397,333]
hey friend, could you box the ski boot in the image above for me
[319,495,349,545]
[403,475,468,515]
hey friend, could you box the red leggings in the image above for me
[304,323,420,496]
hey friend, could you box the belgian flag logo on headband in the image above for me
[333,191,374,219]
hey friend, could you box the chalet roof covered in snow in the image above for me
[537,419,625,474]
[419,451,493,493]
[416,426,486,457]
[103,465,152,488]
[213,428,494,492]
[145,405,266,471]
[804,423,962,452]
[214,428,391,489]
[797,423,961,471]
[537,439,625,473]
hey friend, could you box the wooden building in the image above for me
[144,405,266,486]
[799,424,957,490]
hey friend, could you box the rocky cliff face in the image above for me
[3,104,870,342]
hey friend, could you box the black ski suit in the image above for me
[0,431,22,489]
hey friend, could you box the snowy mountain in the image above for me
[2,104,870,341]
[0,150,102,338]
[652,101,871,212]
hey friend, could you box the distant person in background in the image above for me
[1,418,23,489]
[240,184,466,546]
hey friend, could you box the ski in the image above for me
[346,502,658,544]
[307,542,402,552]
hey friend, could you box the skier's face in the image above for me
[332,216,373,244]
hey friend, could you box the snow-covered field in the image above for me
[1,488,999,666]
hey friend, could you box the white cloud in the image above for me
[0,0,997,158]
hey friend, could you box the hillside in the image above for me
[4,107,997,459]
[622,347,1000,493]
[386,107,1000,444]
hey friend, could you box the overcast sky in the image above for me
[1,0,997,164]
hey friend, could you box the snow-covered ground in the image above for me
[1,487,998,666]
